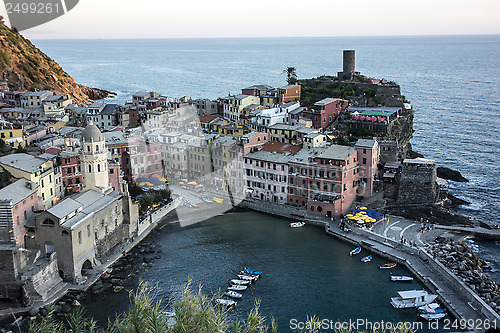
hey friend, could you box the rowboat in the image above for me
[391,275,413,282]
[290,222,305,228]
[230,279,251,285]
[216,299,237,307]
[350,247,361,256]
[244,268,262,275]
[379,262,397,269]
[418,303,446,320]
[237,274,257,281]
[224,290,242,299]
[228,284,247,291]
[361,255,372,262]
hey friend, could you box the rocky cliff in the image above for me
[0,23,112,105]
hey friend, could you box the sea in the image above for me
[32,35,500,330]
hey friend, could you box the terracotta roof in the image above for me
[198,115,217,123]
[260,141,301,155]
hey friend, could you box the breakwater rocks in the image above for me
[429,238,500,313]
[437,167,469,183]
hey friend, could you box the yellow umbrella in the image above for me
[213,197,223,204]
[359,211,367,215]
[346,214,353,217]
[188,181,197,185]
[179,181,185,184]
[360,207,368,210]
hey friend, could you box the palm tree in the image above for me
[283,66,297,85]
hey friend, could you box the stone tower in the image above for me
[80,121,110,193]
[338,50,359,80]
[397,158,437,204]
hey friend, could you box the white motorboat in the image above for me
[391,275,414,282]
[224,290,242,299]
[228,284,247,291]
[390,290,438,309]
[290,222,305,228]
[216,299,237,307]
[361,255,372,262]
[230,279,251,285]
[237,274,257,281]
[418,303,446,320]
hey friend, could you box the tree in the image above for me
[283,67,297,85]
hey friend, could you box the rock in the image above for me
[72,300,81,307]
[39,308,47,317]
[437,167,469,182]
[28,307,39,316]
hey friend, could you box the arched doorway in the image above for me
[44,242,54,258]
[81,259,93,277]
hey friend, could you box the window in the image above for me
[110,168,114,174]
[363,149,367,154]
[88,165,92,172]
[363,158,367,164]
[78,231,82,244]
[97,164,101,172]
[42,218,55,226]
[87,224,91,237]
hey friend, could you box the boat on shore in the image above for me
[350,247,361,256]
[216,299,237,307]
[228,284,247,291]
[361,255,372,262]
[391,275,414,282]
[224,290,242,299]
[230,279,251,285]
[290,222,305,228]
[390,290,437,309]
[379,262,397,269]
[202,197,214,203]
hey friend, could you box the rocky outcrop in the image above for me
[429,239,500,314]
[0,23,113,105]
[437,167,469,182]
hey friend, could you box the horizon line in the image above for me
[25,33,500,41]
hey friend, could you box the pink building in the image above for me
[244,150,292,203]
[108,161,123,192]
[355,139,379,198]
[302,98,349,130]
[61,151,82,194]
[0,179,39,247]
[240,132,269,155]
[288,145,359,217]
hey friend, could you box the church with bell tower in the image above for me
[80,121,111,193]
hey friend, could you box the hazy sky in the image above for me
[1,0,499,39]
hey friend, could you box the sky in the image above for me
[1,0,499,39]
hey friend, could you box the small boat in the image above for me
[379,262,397,269]
[224,290,242,299]
[239,270,259,277]
[390,290,438,309]
[228,284,247,291]
[202,197,214,203]
[290,222,305,228]
[237,274,257,281]
[350,247,361,256]
[418,303,446,320]
[215,299,237,307]
[244,268,262,275]
[391,275,414,282]
[361,255,372,262]
[230,279,251,285]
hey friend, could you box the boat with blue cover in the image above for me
[244,268,262,275]
[361,255,372,262]
[350,247,361,256]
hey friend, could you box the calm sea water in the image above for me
[83,212,438,331]
[31,36,500,322]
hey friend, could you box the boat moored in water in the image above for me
[361,255,372,262]
[224,290,242,299]
[379,262,397,269]
[390,290,437,309]
[237,274,257,281]
[230,279,251,285]
[418,303,446,320]
[290,222,306,228]
[228,284,247,291]
[350,247,361,256]
[390,275,414,282]
[216,299,237,307]
[244,268,262,275]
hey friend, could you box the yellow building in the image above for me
[0,126,25,148]
[218,123,250,137]
[0,153,56,209]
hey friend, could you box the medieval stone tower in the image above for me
[338,50,359,80]
[80,122,110,193]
